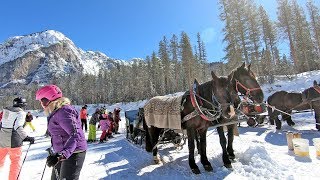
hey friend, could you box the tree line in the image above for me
[1,0,320,109]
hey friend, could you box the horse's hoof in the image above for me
[289,123,295,126]
[224,164,232,169]
[191,168,201,174]
[153,155,161,164]
[228,154,235,160]
[204,165,213,172]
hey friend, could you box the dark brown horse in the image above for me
[144,71,238,174]
[267,80,320,130]
[215,63,264,168]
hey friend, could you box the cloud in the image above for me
[201,27,216,44]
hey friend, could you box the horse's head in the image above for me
[228,62,264,103]
[302,80,320,101]
[210,71,238,119]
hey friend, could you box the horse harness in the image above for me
[235,79,261,99]
[181,82,228,124]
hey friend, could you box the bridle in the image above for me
[235,79,261,100]
[313,85,320,94]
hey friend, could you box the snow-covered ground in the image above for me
[2,71,320,180]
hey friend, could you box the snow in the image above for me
[0,30,71,65]
[1,71,320,179]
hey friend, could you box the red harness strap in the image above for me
[313,85,320,94]
[189,84,209,121]
[235,80,261,96]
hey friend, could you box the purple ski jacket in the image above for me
[47,105,87,159]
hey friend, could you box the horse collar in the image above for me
[189,83,209,121]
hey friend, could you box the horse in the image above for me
[143,71,238,174]
[214,62,264,168]
[267,80,320,130]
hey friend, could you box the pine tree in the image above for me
[277,0,298,71]
[307,0,320,65]
[180,31,196,87]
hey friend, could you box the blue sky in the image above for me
[0,0,319,62]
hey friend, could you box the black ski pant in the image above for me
[81,119,88,132]
[51,151,86,180]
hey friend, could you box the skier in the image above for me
[113,108,121,134]
[35,84,87,180]
[0,97,35,180]
[87,108,100,142]
[107,112,114,138]
[99,112,110,143]
[80,105,88,132]
[24,112,35,132]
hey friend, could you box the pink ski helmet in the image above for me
[36,84,63,101]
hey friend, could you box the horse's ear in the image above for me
[314,80,317,86]
[248,63,251,71]
[194,79,199,86]
[241,62,245,68]
[211,71,218,80]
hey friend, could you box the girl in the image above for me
[35,85,87,180]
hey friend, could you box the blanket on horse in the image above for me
[144,95,183,130]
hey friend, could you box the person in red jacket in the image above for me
[80,105,88,132]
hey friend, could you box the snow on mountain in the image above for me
[0,30,127,86]
[0,30,71,65]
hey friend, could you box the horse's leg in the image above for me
[143,117,153,152]
[198,128,213,172]
[217,126,232,168]
[226,125,235,161]
[268,108,279,126]
[187,128,200,174]
[274,113,282,130]
[195,132,201,155]
[282,112,295,126]
[313,104,320,130]
[148,127,161,164]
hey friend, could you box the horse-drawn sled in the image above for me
[125,108,184,146]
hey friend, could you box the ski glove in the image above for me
[46,153,65,167]
[23,136,35,144]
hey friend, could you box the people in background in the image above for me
[107,112,114,138]
[35,84,87,180]
[99,111,109,143]
[87,108,100,142]
[24,112,35,132]
[0,97,34,180]
[113,108,121,134]
[80,105,88,132]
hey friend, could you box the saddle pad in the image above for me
[144,95,183,130]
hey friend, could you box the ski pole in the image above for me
[47,147,60,180]
[40,148,52,180]
[16,142,32,180]
[40,162,47,180]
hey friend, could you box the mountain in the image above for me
[0,30,129,87]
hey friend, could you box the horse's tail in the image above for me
[142,110,152,152]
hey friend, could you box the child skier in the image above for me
[87,108,100,142]
[99,112,110,143]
